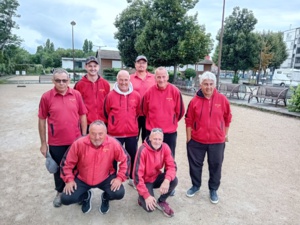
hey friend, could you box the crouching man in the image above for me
[60,120,130,214]
[133,128,178,217]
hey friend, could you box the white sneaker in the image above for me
[128,179,136,189]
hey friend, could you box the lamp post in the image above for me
[70,21,76,83]
[217,0,226,89]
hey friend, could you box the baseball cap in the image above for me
[135,55,148,62]
[45,151,59,174]
[85,56,99,65]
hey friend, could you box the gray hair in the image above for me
[199,71,216,85]
[155,67,168,76]
[89,120,107,132]
[116,70,130,79]
[150,128,164,138]
[52,68,69,78]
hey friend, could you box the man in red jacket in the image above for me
[133,128,178,218]
[74,56,110,132]
[104,70,141,188]
[185,71,232,204]
[141,67,185,158]
[130,55,155,142]
[60,120,130,214]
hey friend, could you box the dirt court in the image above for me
[0,83,299,225]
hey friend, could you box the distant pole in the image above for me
[71,21,76,83]
[217,0,225,89]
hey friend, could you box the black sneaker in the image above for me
[210,190,219,204]
[81,190,93,213]
[99,193,110,214]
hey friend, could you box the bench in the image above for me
[248,86,288,107]
[173,80,196,94]
[219,83,247,99]
[39,75,53,83]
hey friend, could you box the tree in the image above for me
[0,0,21,51]
[83,39,89,53]
[135,0,212,80]
[264,31,288,71]
[88,40,93,52]
[219,7,258,76]
[114,0,151,67]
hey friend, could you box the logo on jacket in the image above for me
[69,98,76,101]
[166,97,173,101]
[214,104,221,108]
[102,147,109,152]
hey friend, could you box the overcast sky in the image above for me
[13,0,300,55]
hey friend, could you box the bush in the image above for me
[288,85,300,112]
[147,66,155,73]
[184,68,196,79]
[232,74,239,84]
[103,68,120,81]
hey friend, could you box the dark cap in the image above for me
[135,55,147,62]
[85,56,99,65]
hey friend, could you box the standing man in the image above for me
[74,56,110,132]
[130,55,155,142]
[142,66,185,158]
[133,128,178,218]
[185,71,232,204]
[104,70,141,188]
[60,120,130,214]
[38,68,87,208]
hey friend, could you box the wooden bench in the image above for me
[39,75,53,83]
[248,86,289,107]
[219,83,247,99]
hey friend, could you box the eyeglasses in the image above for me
[151,128,163,133]
[54,79,68,83]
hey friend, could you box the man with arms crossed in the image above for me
[130,55,155,142]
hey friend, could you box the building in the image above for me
[280,27,300,69]
[96,49,123,74]
[61,57,86,70]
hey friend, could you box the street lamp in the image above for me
[70,20,76,83]
[217,0,226,89]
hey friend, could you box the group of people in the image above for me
[38,55,232,218]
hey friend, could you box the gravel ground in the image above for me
[0,83,299,225]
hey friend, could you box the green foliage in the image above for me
[147,66,155,73]
[103,68,120,81]
[288,85,300,112]
[184,68,196,79]
[232,74,240,84]
[83,39,94,54]
[134,0,212,80]
[219,7,258,74]
[115,0,212,79]
[0,0,21,51]
[83,39,89,53]
[114,0,151,67]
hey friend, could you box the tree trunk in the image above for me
[173,64,178,81]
